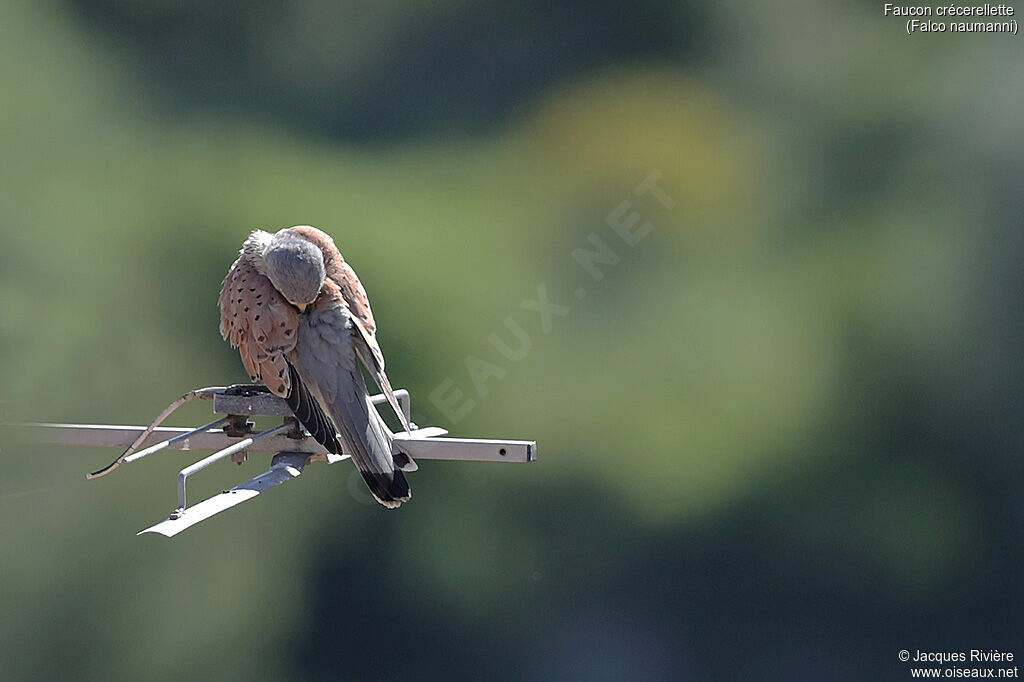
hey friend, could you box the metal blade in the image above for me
[138,452,348,537]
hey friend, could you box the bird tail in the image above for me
[328,378,411,509]
[360,463,411,510]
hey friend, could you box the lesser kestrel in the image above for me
[218,226,414,508]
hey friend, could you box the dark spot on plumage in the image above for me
[278,369,284,377]
[244,307,249,312]
[277,383,286,393]
[237,288,242,292]
[250,288,255,292]
[254,314,260,320]
[285,329,293,336]
[280,322,286,327]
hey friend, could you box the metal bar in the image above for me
[18,423,328,454]
[382,389,412,426]
[394,426,446,440]
[394,437,536,463]
[175,423,292,513]
[14,422,534,462]
[122,417,230,464]
[372,388,408,413]
[14,423,445,455]
[141,452,325,537]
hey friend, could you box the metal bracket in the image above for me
[223,414,255,438]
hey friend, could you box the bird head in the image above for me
[262,233,326,311]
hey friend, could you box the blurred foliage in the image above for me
[62,0,707,140]
[0,0,1022,680]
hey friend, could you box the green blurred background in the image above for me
[1,0,1021,679]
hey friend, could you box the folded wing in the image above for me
[285,225,413,433]
[291,284,410,508]
[218,244,342,455]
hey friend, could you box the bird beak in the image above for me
[296,303,307,313]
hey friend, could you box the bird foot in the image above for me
[231,450,248,466]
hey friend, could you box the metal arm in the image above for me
[172,422,292,517]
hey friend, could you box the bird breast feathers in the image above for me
[218,245,300,396]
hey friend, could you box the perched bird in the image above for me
[218,226,414,508]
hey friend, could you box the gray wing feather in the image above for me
[292,299,410,507]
